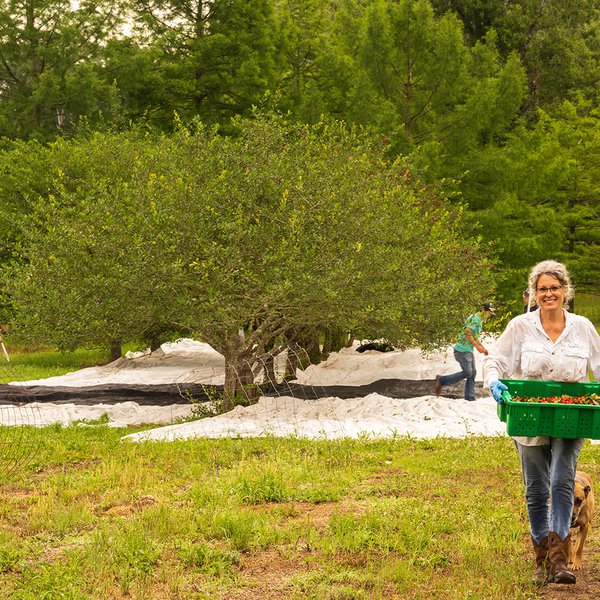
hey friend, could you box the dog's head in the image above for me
[571,481,592,527]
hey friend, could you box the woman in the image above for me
[484,260,600,585]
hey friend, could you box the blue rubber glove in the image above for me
[490,380,508,404]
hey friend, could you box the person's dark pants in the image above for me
[516,438,585,543]
[438,350,476,401]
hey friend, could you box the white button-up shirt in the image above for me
[483,309,600,445]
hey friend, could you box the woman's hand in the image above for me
[490,380,508,404]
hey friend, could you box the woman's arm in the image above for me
[483,318,522,388]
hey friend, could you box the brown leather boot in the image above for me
[531,535,549,585]
[547,531,576,584]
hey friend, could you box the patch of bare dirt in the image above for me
[229,548,309,600]
[100,494,157,517]
[249,500,367,529]
[224,501,370,599]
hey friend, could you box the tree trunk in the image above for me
[282,342,300,381]
[222,329,260,410]
[109,339,122,362]
[322,327,349,356]
[253,352,277,386]
[297,332,321,365]
[147,331,163,352]
[223,357,258,411]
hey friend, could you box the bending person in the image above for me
[484,260,600,585]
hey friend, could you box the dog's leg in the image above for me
[569,532,576,566]
[572,523,590,570]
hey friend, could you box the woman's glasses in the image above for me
[536,285,562,294]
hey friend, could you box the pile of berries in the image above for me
[512,393,600,406]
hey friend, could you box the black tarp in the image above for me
[0,379,485,406]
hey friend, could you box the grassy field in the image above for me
[0,428,598,599]
[577,293,600,333]
[0,348,110,384]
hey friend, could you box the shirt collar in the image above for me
[533,308,570,340]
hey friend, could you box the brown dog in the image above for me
[570,471,595,570]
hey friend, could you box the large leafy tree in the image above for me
[7,117,494,402]
[429,0,502,41]
[495,0,600,110]
[99,39,170,127]
[0,0,125,140]
[0,129,176,352]
[424,0,599,305]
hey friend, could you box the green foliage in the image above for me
[430,0,600,110]
[234,470,289,504]
[577,293,600,325]
[273,0,333,122]
[0,0,125,140]
[13,562,88,599]
[0,530,21,573]
[128,0,281,127]
[84,527,161,594]
[0,0,595,338]
[3,127,183,351]
[210,510,273,551]
[284,0,527,161]
[459,99,600,299]
[100,39,170,127]
[178,541,240,578]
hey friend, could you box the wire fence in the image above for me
[0,352,44,480]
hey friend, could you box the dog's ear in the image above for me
[584,485,591,498]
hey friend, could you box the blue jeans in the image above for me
[515,438,585,543]
[438,350,476,401]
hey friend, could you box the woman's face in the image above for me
[535,274,565,311]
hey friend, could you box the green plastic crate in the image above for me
[496,379,600,439]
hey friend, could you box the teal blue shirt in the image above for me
[454,313,483,352]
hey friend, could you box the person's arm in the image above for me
[465,328,488,355]
[483,319,524,403]
[483,318,522,388]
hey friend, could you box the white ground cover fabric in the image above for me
[12,339,226,387]
[5,338,517,441]
[0,401,192,427]
[123,393,506,442]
